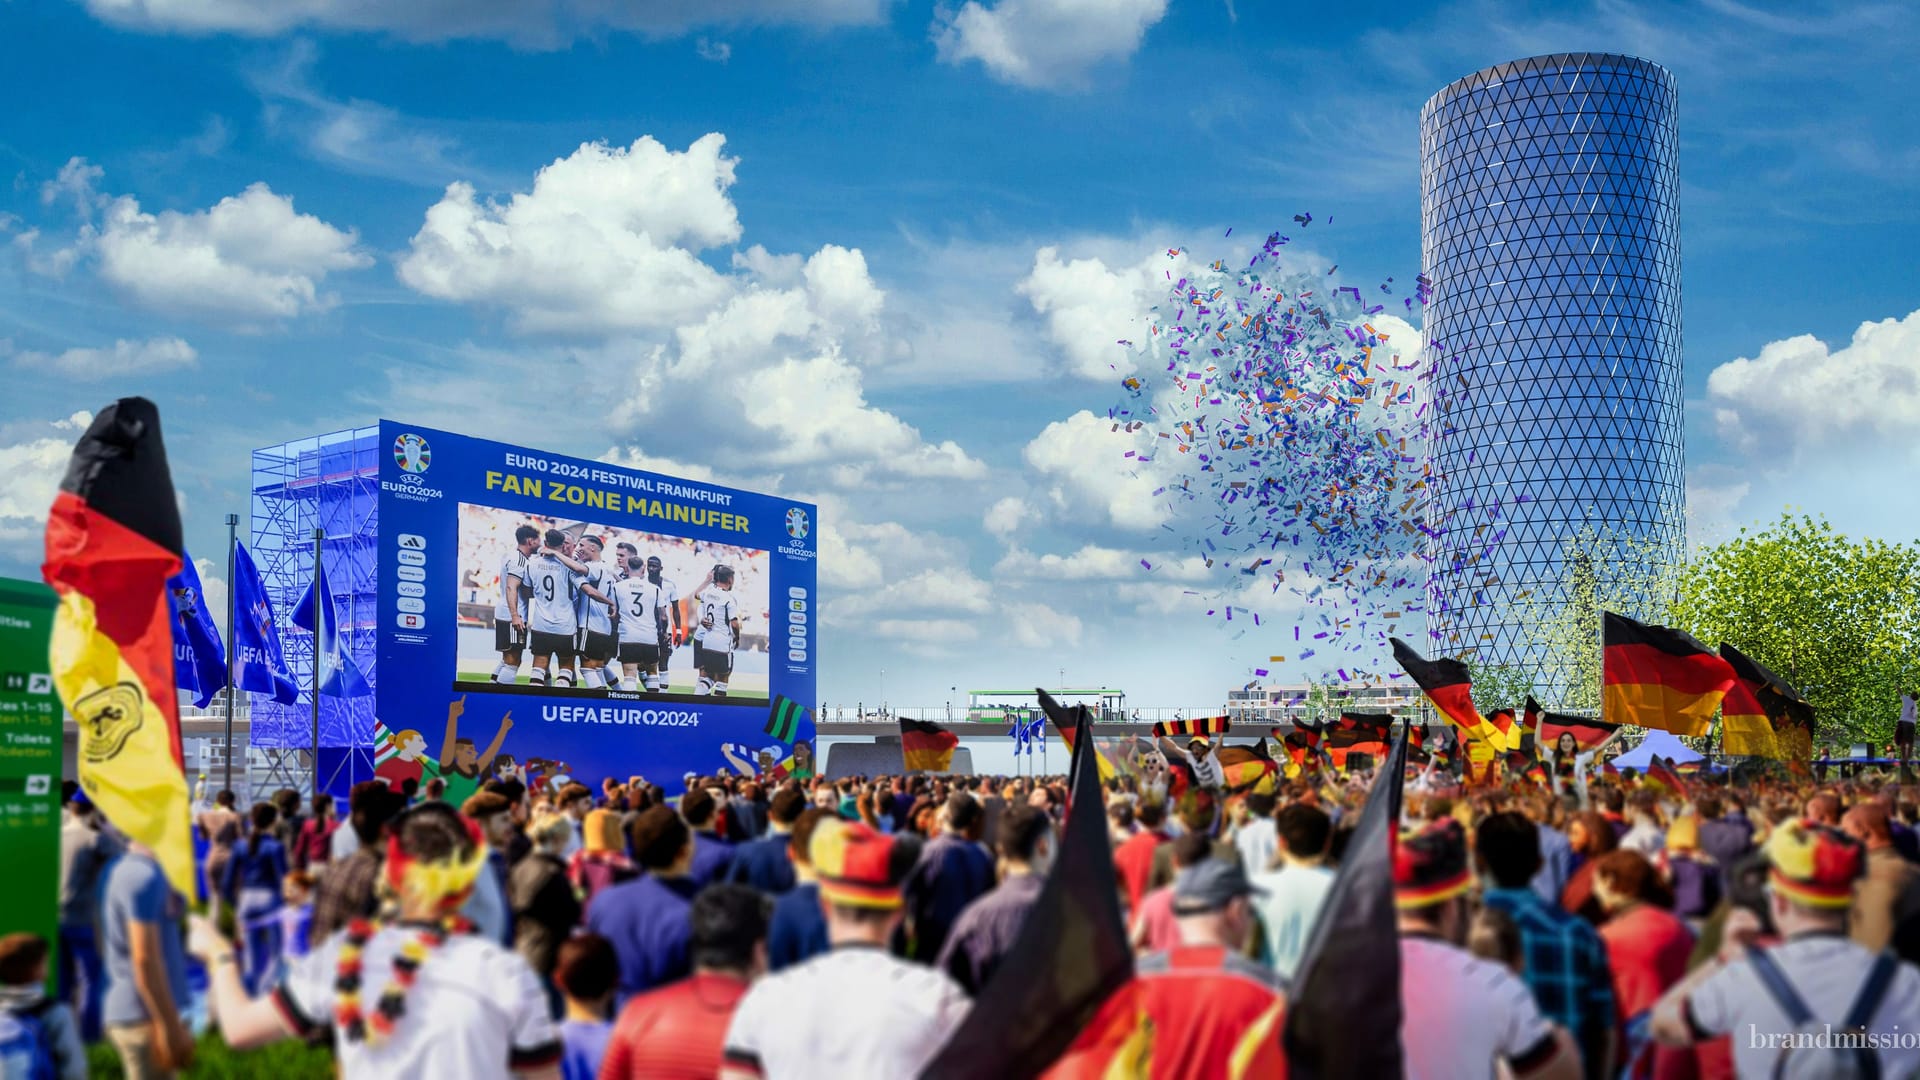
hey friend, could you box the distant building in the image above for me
[1224,683,1425,728]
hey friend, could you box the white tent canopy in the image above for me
[1611,728,1702,769]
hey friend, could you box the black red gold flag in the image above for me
[1329,712,1392,768]
[1153,715,1231,740]
[1602,612,1736,736]
[1719,643,1815,762]
[41,399,195,898]
[899,717,959,772]
[1390,637,1497,750]
[1046,700,1117,782]
[1528,694,1620,755]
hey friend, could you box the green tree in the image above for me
[1462,661,1540,715]
[1670,513,1920,744]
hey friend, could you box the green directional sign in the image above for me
[0,577,60,986]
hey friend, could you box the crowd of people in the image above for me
[20,746,1920,1078]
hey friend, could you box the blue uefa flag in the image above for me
[291,556,371,698]
[232,542,299,704]
[167,552,226,708]
[1023,715,1046,755]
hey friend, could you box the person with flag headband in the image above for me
[42,399,202,1078]
[899,718,959,773]
[167,553,226,708]
[1601,612,1736,736]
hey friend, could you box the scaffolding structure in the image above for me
[249,426,381,794]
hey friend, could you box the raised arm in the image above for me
[440,695,466,767]
[477,712,514,773]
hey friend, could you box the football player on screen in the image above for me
[646,555,682,693]
[493,524,540,684]
[610,557,669,693]
[692,564,741,696]
[522,530,607,689]
[571,535,622,694]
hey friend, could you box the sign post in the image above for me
[0,576,62,986]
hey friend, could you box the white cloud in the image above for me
[732,351,983,482]
[933,0,1169,89]
[192,557,228,633]
[994,543,1209,582]
[41,158,105,217]
[1003,601,1083,648]
[696,37,733,62]
[1018,245,1163,379]
[0,413,90,544]
[81,0,889,46]
[983,495,1038,537]
[398,135,741,334]
[1023,409,1170,530]
[11,337,198,380]
[251,42,474,187]
[1707,308,1920,453]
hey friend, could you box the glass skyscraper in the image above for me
[1419,53,1686,692]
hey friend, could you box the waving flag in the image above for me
[1048,705,1117,781]
[1023,714,1046,755]
[899,718,958,772]
[1720,643,1815,763]
[231,542,298,704]
[765,694,807,743]
[1528,695,1620,754]
[42,399,196,898]
[1154,715,1231,740]
[1390,637,1499,754]
[166,552,226,708]
[1602,612,1735,736]
[291,555,369,698]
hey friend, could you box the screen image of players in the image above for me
[646,554,683,693]
[692,564,740,696]
[492,524,539,684]
[609,560,669,693]
[521,529,607,689]
[571,535,621,692]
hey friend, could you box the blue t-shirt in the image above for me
[687,832,735,890]
[585,875,697,999]
[766,881,830,972]
[102,852,191,1027]
[725,835,796,895]
[558,1017,612,1080]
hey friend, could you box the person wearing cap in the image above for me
[720,819,966,1078]
[1652,819,1920,1076]
[1397,819,1581,1080]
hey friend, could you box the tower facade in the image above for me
[1419,53,1686,693]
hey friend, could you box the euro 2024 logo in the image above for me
[393,433,431,474]
[784,507,810,540]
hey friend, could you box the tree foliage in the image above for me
[1506,525,1684,711]
[1671,513,1920,744]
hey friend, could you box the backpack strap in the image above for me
[1846,951,1901,1031]
[1746,945,1816,1026]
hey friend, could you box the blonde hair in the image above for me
[1666,813,1701,852]
[582,809,623,854]
[529,812,573,852]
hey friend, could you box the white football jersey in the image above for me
[522,553,582,635]
[493,549,530,622]
[576,561,617,635]
[694,585,739,651]
[611,577,668,644]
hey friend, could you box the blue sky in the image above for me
[2,0,1916,710]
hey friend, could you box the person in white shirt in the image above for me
[1653,819,1920,1078]
[520,531,604,690]
[188,803,562,1079]
[569,536,620,693]
[721,820,967,1079]
[1396,819,1580,1080]
[492,525,540,685]
[609,559,669,694]
[1249,802,1335,981]
[645,556,682,693]
[691,565,742,697]
[1232,793,1278,873]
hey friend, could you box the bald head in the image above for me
[1806,793,1842,826]
[1844,803,1893,848]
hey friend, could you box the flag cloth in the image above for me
[1720,643,1817,763]
[1023,714,1047,756]
[1521,696,1540,742]
[42,399,196,899]
[1049,707,1116,781]
[372,719,398,767]
[1528,695,1621,754]
[1328,712,1393,769]
[1484,708,1517,753]
[290,556,370,698]
[899,717,958,772]
[1153,715,1231,740]
[1284,722,1407,1077]
[231,542,299,704]
[926,692,1132,1078]
[764,695,807,743]
[166,551,226,709]
[1602,612,1735,736]
[1644,756,1689,796]
[1714,643,1779,758]
[1389,637,1497,750]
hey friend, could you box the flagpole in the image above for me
[312,527,323,797]
[223,513,239,794]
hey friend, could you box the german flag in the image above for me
[1716,652,1777,759]
[899,717,959,772]
[1528,695,1619,755]
[1602,612,1737,736]
[1521,696,1541,743]
[1277,722,1329,778]
[1484,708,1517,752]
[765,694,807,744]
[1329,712,1393,769]
[1390,637,1495,749]
[1045,695,1116,782]
[1153,715,1231,740]
[1720,643,1813,761]
[1644,756,1689,796]
[41,400,195,899]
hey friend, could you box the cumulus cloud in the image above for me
[0,413,91,544]
[983,495,1038,538]
[933,0,1170,89]
[1003,601,1083,648]
[1017,245,1164,379]
[1023,409,1170,530]
[81,0,888,46]
[1707,308,1920,453]
[993,543,1208,582]
[11,337,197,380]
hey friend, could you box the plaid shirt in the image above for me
[1482,886,1615,1075]
[309,846,382,943]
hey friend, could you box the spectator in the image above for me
[721,821,964,1078]
[901,793,996,965]
[1844,802,1918,950]
[275,871,315,975]
[56,787,118,1042]
[587,807,699,1000]
[311,781,403,942]
[188,802,562,1078]
[1232,793,1278,873]
[196,789,242,915]
[556,784,593,860]
[1660,814,1721,921]
[568,809,637,915]
[553,935,617,1080]
[271,788,305,854]
[1590,850,1692,1079]
[102,840,195,1080]
[728,781,768,842]
[602,885,769,1079]
[1106,800,1136,846]
[1693,794,1754,894]
[484,778,535,867]
[938,804,1054,995]
[1653,820,1920,1077]
[0,932,87,1080]
[1560,810,1620,925]
[766,809,832,972]
[423,777,448,803]
[1530,799,1575,906]
[1133,833,1213,956]
[510,812,583,996]
[1477,810,1616,1080]
[682,788,736,888]
[292,793,338,873]
[222,802,289,995]
[727,785,805,895]
[1249,803,1336,981]
[1113,799,1171,914]
[1619,791,1666,857]
[1399,820,1580,1080]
